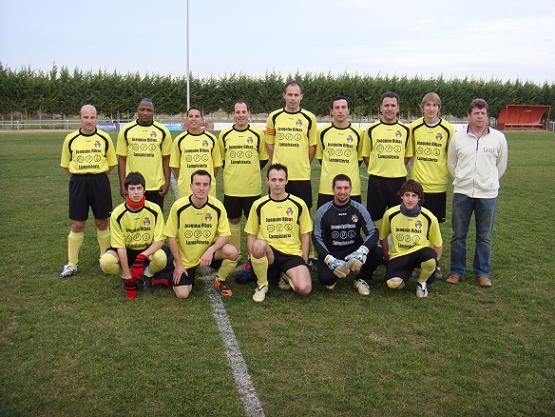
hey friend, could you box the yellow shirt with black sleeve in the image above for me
[362,121,412,178]
[409,117,454,193]
[379,205,442,260]
[265,108,317,180]
[60,128,117,174]
[316,123,364,196]
[164,195,231,268]
[218,124,269,197]
[110,200,165,251]
[244,193,312,257]
[116,120,172,191]
[169,131,222,197]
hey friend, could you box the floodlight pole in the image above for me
[186,0,191,110]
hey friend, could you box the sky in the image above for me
[2,0,554,84]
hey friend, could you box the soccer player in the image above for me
[316,95,364,208]
[266,80,317,208]
[408,92,455,223]
[446,99,508,288]
[245,164,313,302]
[218,100,268,255]
[170,107,222,197]
[313,174,384,295]
[380,180,443,298]
[59,104,117,278]
[164,170,239,299]
[362,92,413,228]
[99,172,168,299]
[116,98,172,209]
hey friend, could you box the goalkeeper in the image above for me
[313,174,384,295]
[100,172,168,299]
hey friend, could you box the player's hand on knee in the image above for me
[130,254,147,281]
[345,246,369,273]
[324,255,350,279]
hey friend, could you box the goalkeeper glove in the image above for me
[324,255,350,279]
[345,246,369,273]
[130,254,147,281]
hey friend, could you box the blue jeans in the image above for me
[450,193,497,278]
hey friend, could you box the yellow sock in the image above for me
[374,218,382,231]
[419,258,437,282]
[217,258,238,281]
[309,242,315,259]
[229,222,241,254]
[148,249,168,274]
[67,231,84,267]
[251,256,269,286]
[96,228,111,256]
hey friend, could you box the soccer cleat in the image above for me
[214,278,233,297]
[59,264,77,279]
[416,282,429,298]
[325,282,337,290]
[252,284,268,302]
[278,274,291,291]
[353,279,370,296]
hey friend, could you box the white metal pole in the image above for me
[186,0,191,110]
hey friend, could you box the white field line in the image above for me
[169,175,265,417]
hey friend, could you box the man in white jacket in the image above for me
[446,99,508,287]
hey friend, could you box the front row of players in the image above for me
[95,166,442,301]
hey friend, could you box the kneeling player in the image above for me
[245,164,313,302]
[99,172,168,299]
[313,174,384,295]
[164,170,239,299]
[380,180,442,298]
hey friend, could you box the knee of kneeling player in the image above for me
[99,252,120,275]
[294,279,312,295]
[149,249,168,272]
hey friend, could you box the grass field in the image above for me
[0,130,554,417]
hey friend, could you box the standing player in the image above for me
[170,107,222,197]
[164,170,239,299]
[362,92,413,228]
[313,174,384,295]
[316,95,364,208]
[99,172,168,299]
[380,180,443,298]
[266,80,317,209]
[408,92,455,223]
[245,164,313,302]
[218,100,268,255]
[116,98,172,209]
[59,104,117,278]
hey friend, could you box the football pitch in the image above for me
[0,130,554,417]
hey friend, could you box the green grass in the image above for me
[1,130,554,417]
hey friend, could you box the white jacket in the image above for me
[448,125,508,198]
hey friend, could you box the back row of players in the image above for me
[59,81,508,301]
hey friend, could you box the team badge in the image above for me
[395,130,402,138]
[286,207,293,216]
[247,137,253,144]
[347,135,353,143]
[144,217,151,227]
[415,220,422,230]
[351,214,359,223]
[94,141,101,148]
[205,213,212,222]
[150,131,157,138]
[436,133,443,141]
[296,119,302,127]
[202,139,209,148]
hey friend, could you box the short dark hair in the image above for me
[329,95,351,111]
[232,100,251,113]
[266,163,288,179]
[283,80,303,93]
[124,172,146,189]
[468,98,488,114]
[190,169,212,184]
[187,106,204,118]
[138,97,154,110]
[332,174,352,188]
[380,91,400,105]
[398,179,424,201]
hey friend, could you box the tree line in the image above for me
[1,63,553,119]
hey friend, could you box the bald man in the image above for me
[59,104,117,278]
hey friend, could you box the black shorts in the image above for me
[266,247,308,281]
[385,247,437,281]
[69,173,112,221]
[316,193,361,209]
[106,247,144,266]
[285,180,312,208]
[145,190,164,210]
[174,258,223,286]
[224,195,260,220]
[422,192,446,223]
[366,175,405,222]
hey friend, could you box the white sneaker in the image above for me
[353,279,370,296]
[59,264,77,279]
[325,282,337,290]
[252,284,269,302]
[278,274,291,291]
[416,282,428,298]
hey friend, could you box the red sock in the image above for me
[123,278,137,299]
